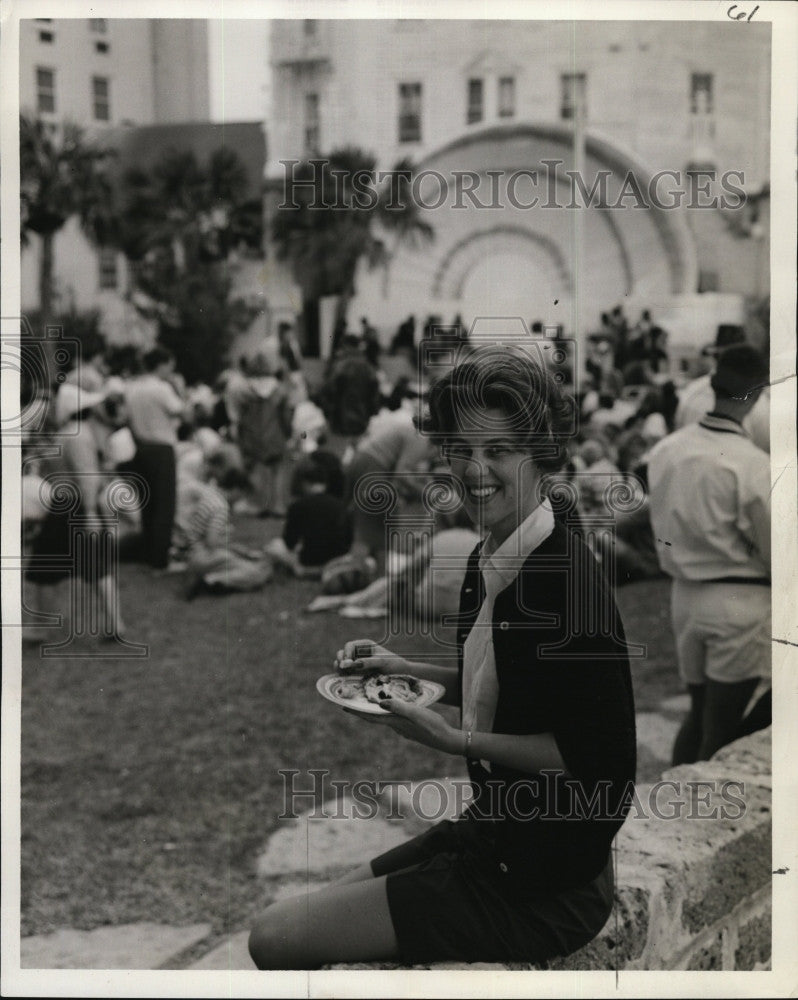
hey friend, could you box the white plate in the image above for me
[316,673,445,715]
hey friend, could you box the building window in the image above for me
[398,82,422,143]
[92,76,110,121]
[498,76,516,118]
[39,30,54,43]
[98,247,118,290]
[304,92,320,154]
[560,72,587,120]
[467,78,483,124]
[89,18,108,34]
[36,67,56,114]
[691,73,714,115]
[95,41,109,54]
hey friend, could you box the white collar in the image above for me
[479,499,555,587]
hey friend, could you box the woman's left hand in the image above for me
[375,699,462,755]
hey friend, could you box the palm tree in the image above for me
[114,145,262,384]
[271,147,434,356]
[20,115,118,324]
[117,146,260,273]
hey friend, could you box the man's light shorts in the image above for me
[670,579,771,685]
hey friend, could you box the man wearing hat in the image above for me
[647,344,771,765]
[675,325,770,452]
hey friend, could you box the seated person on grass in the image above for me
[307,505,480,623]
[266,451,353,578]
[174,468,272,597]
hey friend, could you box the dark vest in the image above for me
[455,520,637,893]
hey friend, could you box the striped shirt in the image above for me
[173,480,231,556]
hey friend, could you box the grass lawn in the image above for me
[20,514,681,938]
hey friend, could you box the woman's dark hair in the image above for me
[423,345,573,472]
[290,449,346,499]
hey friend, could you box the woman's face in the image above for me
[445,407,543,545]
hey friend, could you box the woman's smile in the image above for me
[466,483,501,501]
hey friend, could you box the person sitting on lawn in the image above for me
[174,468,272,597]
[266,451,353,578]
[305,503,479,623]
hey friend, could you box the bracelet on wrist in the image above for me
[463,730,473,758]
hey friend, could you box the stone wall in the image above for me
[551,726,772,971]
[333,727,772,973]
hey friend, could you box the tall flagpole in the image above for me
[572,83,586,381]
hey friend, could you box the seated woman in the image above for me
[174,468,272,597]
[249,345,637,968]
[266,451,352,578]
[343,412,438,572]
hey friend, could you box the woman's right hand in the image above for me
[334,639,411,675]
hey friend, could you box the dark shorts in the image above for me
[370,816,614,965]
[24,511,113,585]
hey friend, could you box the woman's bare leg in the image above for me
[248,874,399,970]
[329,863,376,887]
[97,574,125,636]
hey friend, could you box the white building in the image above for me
[19,18,211,346]
[265,19,770,355]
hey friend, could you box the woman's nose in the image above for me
[463,450,491,472]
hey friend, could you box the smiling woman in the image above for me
[248,345,637,970]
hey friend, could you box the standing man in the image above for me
[647,345,771,765]
[125,347,185,569]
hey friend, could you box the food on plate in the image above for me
[363,673,423,705]
[331,670,423,707]
[335,676,365,701]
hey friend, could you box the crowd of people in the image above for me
[19,302,772,968]
[244,312,772,969]
[21,305,771,768]
[19,318,434,624]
